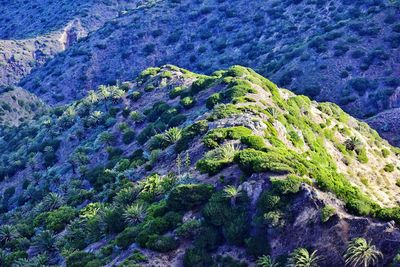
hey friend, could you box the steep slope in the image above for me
[0,86,46,126]
[16,0,400,143]
[0,0,139,86]
[0,65,399,266]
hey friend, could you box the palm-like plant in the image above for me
[0,249,7,266]
[344,136,363,151]
[42,192,63,211]
[114,186,139,206]
[288,248,321,267]
[162,127,182,144]
[32,230,57,253]
[256,255,278,267]
[123,203,147,225]
[344,238,383,267]
[207,143,238,161]
[223,185,241,207]
[0,225,19,244]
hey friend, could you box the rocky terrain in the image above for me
[0,0,139,86]
[0,85,46,126]
[1,0,396,144]
[0,65,399,266]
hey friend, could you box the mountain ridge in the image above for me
[0,65,399,266]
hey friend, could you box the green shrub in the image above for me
[381,148,390,158]
[348,78,376,96]
[245,232,270,257]
[44,206,77,232]
[222,215,249,245]
[66,251,96,267]
[191,77,215,94]
[193,226,223,251]
[376,207,400,224]
[167,184,214,211]
[183,248,213,267]
[176,219,201,239]
[240,135,266,150]
[214,255,247,267]
[263,210,284,228]
[206,93,222,109]
[203,126,252,148]
[169,86,184,99]
[321,205,336,223]
[180,96,196,109]
[356,148,368,164]
[122,129,135,144]
[145,235,179,252]
[384,163,395,172]
[257,191,281,214]
[271,175,310,194]
[175,120,209,153]
[224,79,257,101]
[208,104,241,120]
[234,149,293,175]
[196,157,231,175]
[115,227,139,249]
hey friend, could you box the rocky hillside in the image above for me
[10,0,400,144]
[0,86,46,126]
[0,65,399,266]
[0,0,139,86]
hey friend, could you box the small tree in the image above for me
[288,248,321,267]
[344,238,383,267]
[223,185,241,207]
[0,225,19,245]
[32,230,57,254]
[256,255,278,267]
[162,127,182,144]
[123,203,147,225]
[344,136,362,151]
[42,192,64,211]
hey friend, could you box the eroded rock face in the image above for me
[269,185,400,266]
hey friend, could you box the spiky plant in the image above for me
[123,203,147,225]
[0,225,19,244]
[0,249,7,266]
[344,238,383,267]
[288,248,321,267]
[207,143,238,161]
[223,185,241,207]
[114,186,139,206]
[162,127,182,144]
[344,136,363,151]
[256,255,278,267]
[32,230,57,253]
[41,192,63,211]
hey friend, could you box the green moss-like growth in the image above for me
[234,149,293,175]
[167,184,214,211]
[321,205,336,223]
[206,93,222,109]
[270,175,307,195]
[169,86,185,99]
[180,96,196,109]
[203,126,252,148]
[240,135,266,150]
[384,163,395,172]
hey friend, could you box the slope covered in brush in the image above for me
[0,66,399,266]
[0,0,139,86]
[0,86,46,126]
[16,0,400,143]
